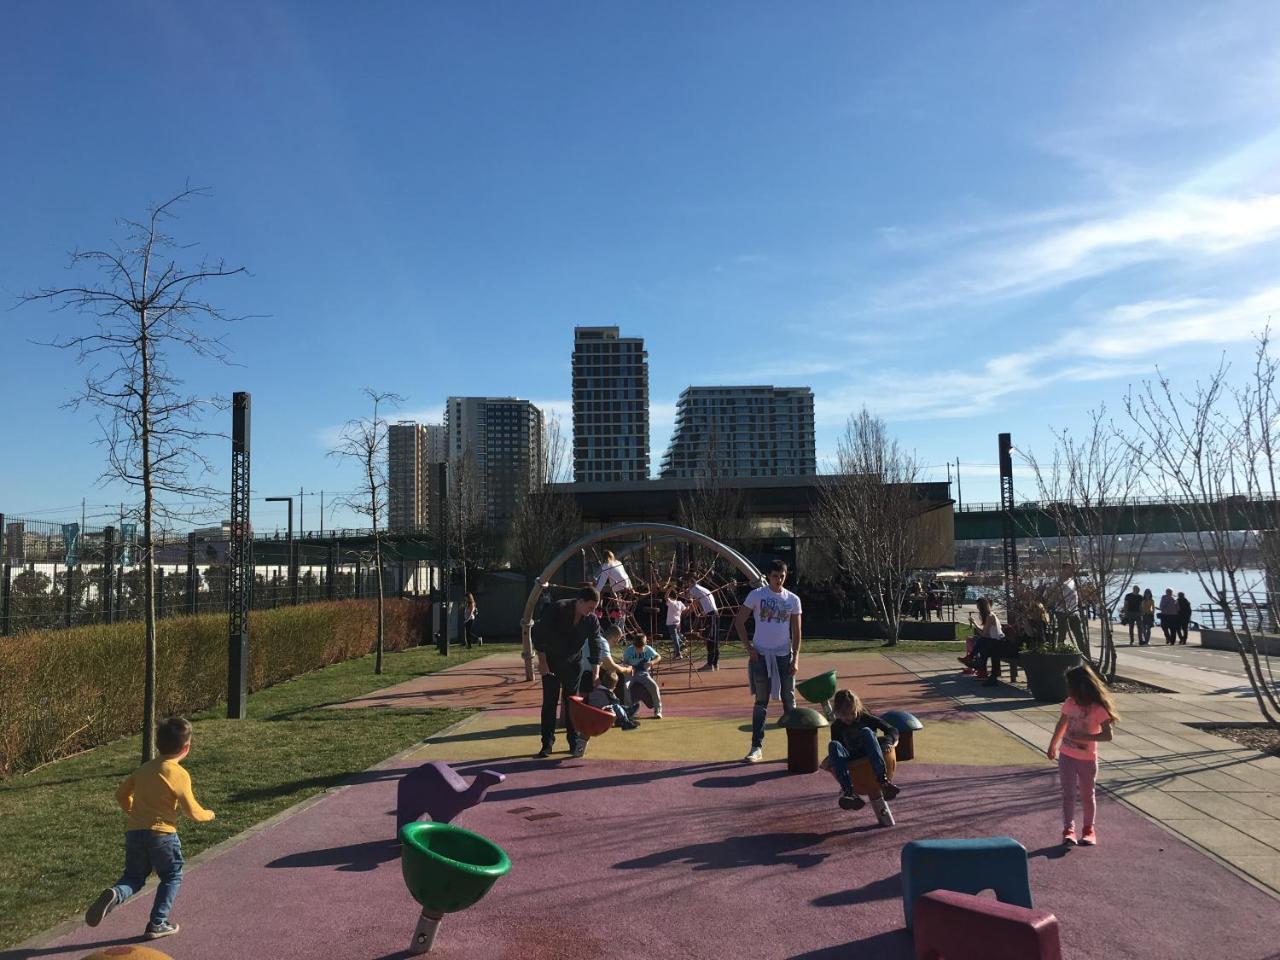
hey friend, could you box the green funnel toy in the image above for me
[795,669,839,718]
[399,821,512,953]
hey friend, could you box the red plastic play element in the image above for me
[568,695,616,738]
[912,889,1061,960]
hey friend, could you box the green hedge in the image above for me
[0,599,428,778]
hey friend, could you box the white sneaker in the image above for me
[743,747,763,763]
[873,799,896,827]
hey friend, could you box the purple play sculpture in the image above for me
[396,761,506,834]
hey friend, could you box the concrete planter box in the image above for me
[1020,651,1082,703]
[1200,629,1280,657]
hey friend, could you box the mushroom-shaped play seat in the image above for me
[880,709,924,762]
[568,695,616,738]
[821,742,899,797]
[795,670,839,717]
[779,707,829,774]
[400,821,512,953]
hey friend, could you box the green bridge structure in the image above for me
[953,495,1280,541]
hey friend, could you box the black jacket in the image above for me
[1177,596,1193,622]
[830,712,898,754]
[532,599,604,679]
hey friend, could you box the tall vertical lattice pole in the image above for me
[998,432,1018,599]
[228,392,252,720]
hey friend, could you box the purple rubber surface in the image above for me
[22,759,1280,960]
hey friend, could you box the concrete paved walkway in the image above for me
[890,652,1280,896]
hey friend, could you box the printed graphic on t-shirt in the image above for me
[757,595,795,624]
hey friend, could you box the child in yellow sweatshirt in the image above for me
[84,717,215,940]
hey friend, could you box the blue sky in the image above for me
[4,2,1280,534]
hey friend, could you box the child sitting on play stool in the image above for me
[587,671,641,730]
[621,631,664,719]
[820,688,902,827]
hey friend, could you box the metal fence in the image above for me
[0,513,432,636]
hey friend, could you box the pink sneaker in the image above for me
[1062,826,1077,846]
[1079,826,1097,846]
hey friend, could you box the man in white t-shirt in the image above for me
[684,575,720,670]
[733,559,802,763]
[1054,564,1087,657]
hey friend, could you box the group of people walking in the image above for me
[1118,586,1192,645]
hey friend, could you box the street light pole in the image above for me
[266,496,296,605]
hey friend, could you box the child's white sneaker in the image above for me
[146,921,180,940]
[873,798,895,827]
[743,747,763,763]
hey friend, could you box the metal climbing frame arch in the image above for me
[519,522,766,681]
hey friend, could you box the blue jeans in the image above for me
[827,729,888,791]
[749,652,796,750]
[665,624,683,657]
[114,830,184,927]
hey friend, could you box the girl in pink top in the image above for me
[1046,665,1119,847]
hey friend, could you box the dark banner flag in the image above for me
[120,523,137,566]
[61,523,80,566]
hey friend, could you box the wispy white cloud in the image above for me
[873,192,1280,312]
[821,284,1280,422]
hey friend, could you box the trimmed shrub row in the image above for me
[0,599,429,778]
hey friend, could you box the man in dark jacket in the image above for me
[532,585,605,759]
[1176,592,1193,644]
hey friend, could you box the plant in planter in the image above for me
[1005,583,1083,703]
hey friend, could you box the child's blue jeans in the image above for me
[664,624,683,657]
[827,729,888,792]
[114,829,184,927]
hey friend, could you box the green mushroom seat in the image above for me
[796,670,839,706]
[399,821,512,916]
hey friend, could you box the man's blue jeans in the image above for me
[114,829,184,927]
[749,652,796,750]
[827,729,888,792]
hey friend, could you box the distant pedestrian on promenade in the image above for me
[1140,589,1156,645]
[1158,588,1179,645]
[1121,586,1143,645]
[1176,591,1193,644]
[84,717,216,941]
[1047,665,1119,848]
[462,593,479,649]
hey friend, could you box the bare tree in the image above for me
[510,412,581,575]
[813,408,924,646]
[676,430,757,548]
[1126,333,1280,726]
[21,188,246,762]
[1022,407,1150,681]
[447,447,496,597]
[330,389,403,674]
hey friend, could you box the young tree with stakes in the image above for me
[21,188,247,763]
[330,389,403,675]
[814,408,925,646]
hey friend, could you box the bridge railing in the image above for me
[955,493,1280,513]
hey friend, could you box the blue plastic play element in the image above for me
[881,709,924,732]
[900,837,1032,929]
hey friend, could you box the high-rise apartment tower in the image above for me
[660,386,816,479]
[444,397,544,527]
[571,326,650,482]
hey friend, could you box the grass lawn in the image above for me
[0,641,506,949]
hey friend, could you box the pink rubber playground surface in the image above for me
[16,654,1280,960]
